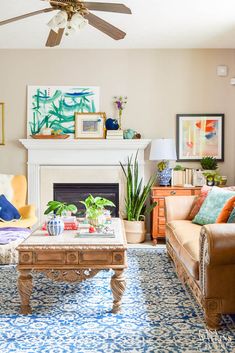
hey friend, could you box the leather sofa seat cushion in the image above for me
[167,220,201,280]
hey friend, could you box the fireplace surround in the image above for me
[20,139,151,225]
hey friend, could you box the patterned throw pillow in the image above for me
[187,185,212,220]
[192,186,235,225]
[227,208,235,223]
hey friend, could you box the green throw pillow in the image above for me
[227,208,235,223]
[192,186,235,225]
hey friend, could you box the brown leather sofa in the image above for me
[165,195,235,330]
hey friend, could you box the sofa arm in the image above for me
[165,195,196,222]
[200,224,235,266]
[19,204,36,219]
[199,224,235,317]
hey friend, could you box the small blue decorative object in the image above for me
[157,168,172,186]
[124,129,136,139]
[105,118,119,130]
[47,215,64,236]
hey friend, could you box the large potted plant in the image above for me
[80,195,115,226]
[44,200,77,236]
[120,153,157,243]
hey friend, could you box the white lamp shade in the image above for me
[149,139,177,161]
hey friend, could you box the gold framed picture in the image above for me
[0,103,5,145]
[75,112,106,139]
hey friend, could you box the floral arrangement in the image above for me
[113,96,127,129]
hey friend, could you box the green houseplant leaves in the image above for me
[80,195,115,221]
[44,201,77,217]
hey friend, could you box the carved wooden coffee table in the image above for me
[17,218,127,315]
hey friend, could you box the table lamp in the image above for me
[149,138,177,186]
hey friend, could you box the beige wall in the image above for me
[0,49,235,184]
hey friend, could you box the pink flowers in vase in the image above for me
[113,96,127,130]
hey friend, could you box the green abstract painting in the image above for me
[27,86,100,136]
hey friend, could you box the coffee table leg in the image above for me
[18,270,33,315]
[111,269,126,313]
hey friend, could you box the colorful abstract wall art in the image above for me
[27,86,100,136]
[176,114,224,161]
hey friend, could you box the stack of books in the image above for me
[62,216,78,230]
[106,130,123,139]
[171,170,186,186]
[185,168,193,185]
[171,168,194,186]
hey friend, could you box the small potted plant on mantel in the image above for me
[44,201,77,236]
[120,153,157,243]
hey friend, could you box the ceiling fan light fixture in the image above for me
[65,13,88,36]
[70,13,88,30]
[47,10,68,32]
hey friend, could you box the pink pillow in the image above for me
[187,185,212,220]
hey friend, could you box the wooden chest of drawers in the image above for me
[151,186,201,244]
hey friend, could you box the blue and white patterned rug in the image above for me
[0,248,234,353]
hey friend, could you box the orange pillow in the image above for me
[217,197,235,223]
[187,185,212,220]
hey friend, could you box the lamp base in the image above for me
[157,168,172,186]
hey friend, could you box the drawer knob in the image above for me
[170,190,176,195]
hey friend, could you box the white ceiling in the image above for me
[0,0,235,48]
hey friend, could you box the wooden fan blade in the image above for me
[46,28,65,47]
[84,2,131,14]
[0,8,55,26]
[84,12,126,40]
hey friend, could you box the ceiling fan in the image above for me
[0,0,132,47]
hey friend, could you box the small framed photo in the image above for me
[75,112,106,139]
[0,103,5,145]
[176,114,224,161]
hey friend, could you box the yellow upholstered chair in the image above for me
[0,174,37,228]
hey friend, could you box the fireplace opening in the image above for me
[53,183,119,217]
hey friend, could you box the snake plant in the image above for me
[120,153,157,221]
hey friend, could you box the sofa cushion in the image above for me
[0,195,21,222]
[167,220,201,280]
[187,185,211,220]
[192,186,235,225]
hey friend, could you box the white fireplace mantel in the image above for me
[20,138,151,222]
[20,139,151,165]
[20,139,151,151]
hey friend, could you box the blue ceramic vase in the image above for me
[157,168,172,186]
[105,118,119,130]
[47,215,64,236]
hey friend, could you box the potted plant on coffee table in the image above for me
[80,195,115,227]
[44,200,77,236]
[120,153,157,243]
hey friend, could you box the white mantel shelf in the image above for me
[20,139,151,150]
